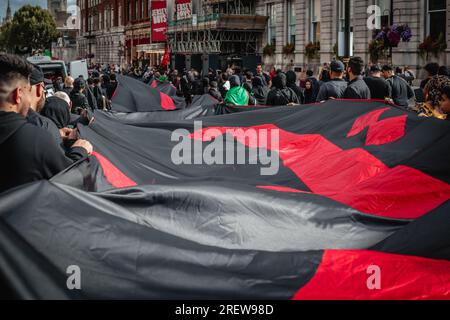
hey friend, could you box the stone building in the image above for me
[257,0,449,78]
[77,0,126,67]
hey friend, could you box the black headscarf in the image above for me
[40,96,71,129]
[285,71,304,104]
[229,75,241,88]
[252,76,269,104]
[272,73,287,89]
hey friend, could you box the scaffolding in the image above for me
[167,0,267,56]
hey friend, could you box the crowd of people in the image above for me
[1,52,450,193]
[129,56,449,120]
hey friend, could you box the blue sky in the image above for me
[1,0,77,21]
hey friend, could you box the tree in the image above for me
[0,21,13,53]
[4,5,59,53]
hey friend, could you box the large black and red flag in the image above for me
[112,75,187,112]
[1,97,450,299]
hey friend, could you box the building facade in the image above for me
[77,0,126,67]
[166,0,267,73]
[257,0,449,78]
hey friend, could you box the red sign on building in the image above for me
[151,0,167,42]
[176,0,192,20]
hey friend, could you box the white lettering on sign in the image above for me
[177,2,192,20]
[152,8,167,24]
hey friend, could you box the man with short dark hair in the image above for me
[364,64,391,100]
[256,64,270,86]
[343,57,371,99]
[26,65,62,145]
[382,64,415,107]
[0,54,93,193]
[316,60,348,101]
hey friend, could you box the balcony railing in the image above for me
[167,13,268,32]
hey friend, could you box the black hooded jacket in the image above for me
[252,76,269,105]
[266,74,300,106]
[41,96,71,129]
[27,109,62,147]
[286,71,304,104]
[0,111,87,193]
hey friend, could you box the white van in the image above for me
[27,55,68,80]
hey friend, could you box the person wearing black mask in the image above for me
[0,54,92,193]
[364,64,391,100]
[343,57,371,99]
[266,73,300,106]
[252,76,269,105]
[286,70,304,104]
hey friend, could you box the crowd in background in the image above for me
[121,57,450,120]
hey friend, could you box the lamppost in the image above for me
[343,0,351,66]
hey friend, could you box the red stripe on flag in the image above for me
[160,92,176,110]
[92,151,137,188]
[189,124,450,219]
[292,250,450,300]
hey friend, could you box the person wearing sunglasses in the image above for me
[0,54,93,193]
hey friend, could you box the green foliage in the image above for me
[0,5,59,53]
[368,39,387,63]
[263,44,276,56]
[418,33,447,60]
[282,43,295,55]
[305,41,320,59]
[0,21,13,52]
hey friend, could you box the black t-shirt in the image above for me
[364,76,391,100]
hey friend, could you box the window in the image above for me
[267,3,276,45]
[118,4,122,25]
[310,0,321,42]
[128,1,132,21]
[287,0,296,45]
[136,0,140,20]
[141,0,145,19]
[427,0,446,40]
[338,0,354,32]
[374,0,391,29]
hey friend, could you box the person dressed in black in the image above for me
[303,79,316,104]
[364,64,391,100]
[252,76,269,105]
[85,77,98,111]
[266,73,300,106]
[69,78,90,114]
[0,54,93,193]
[343,57,371,99]
[207,81,223,102]
[316,60,348,101]
[306,69,320,101]
[286,70,304,104]
[382,64,414,107]
[26,65,62,147]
